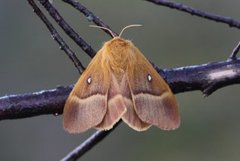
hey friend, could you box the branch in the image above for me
[60,121,120,161]
[1,59,240,119]
[37,0,96,58]
[62,0,118,37]
[27,0,85,73]
[0,86,71,120]
[146,0,240,29]
[156,59,240,96]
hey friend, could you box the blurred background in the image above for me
[0,0,240,161]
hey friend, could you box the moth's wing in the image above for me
[96,74,126,130]
[127,53,180,130]
[120,75,151,131]
[63,52,109,133]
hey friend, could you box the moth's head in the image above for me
[106,37,131,49]
[98,24,142,55]
[90,24,142,58]
[103,37,133,58]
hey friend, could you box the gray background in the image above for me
[0,0,240,161]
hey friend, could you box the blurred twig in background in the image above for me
[0,0,240,161]
[147,0,240,29]
[62,0,117,37]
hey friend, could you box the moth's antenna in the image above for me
[89,25,115,38]
[119,24,142,37]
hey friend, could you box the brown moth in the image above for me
[63,25,180,133]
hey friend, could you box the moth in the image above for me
[63,25,180,133]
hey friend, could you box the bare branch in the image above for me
[146,0,240,29]
[27,0,85,73]
[62,0,118,37]
[37,0,96,58]
[1,59,240,120]
[156,59,240,96]
[0,86,71,120]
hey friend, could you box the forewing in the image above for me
[63,52,109,133]
[96,74,126,130]
[128,53,180,130]
[120,75,151,131]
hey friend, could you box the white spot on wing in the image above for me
[87,77,92,84]
[147,74,152,82]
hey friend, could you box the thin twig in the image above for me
[60,121,121,161]
[62,0,118,37]
[38,0,96,58]
[229,41,240,60]
[146,0,240,29]
[27,0,85,73]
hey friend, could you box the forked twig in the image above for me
[27,0,85,73]
[229,41,240,60]
[38,0,96,58]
